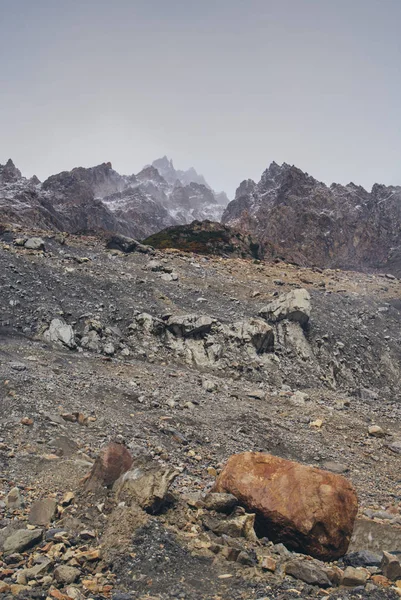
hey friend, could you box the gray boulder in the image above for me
[285,559,331,587]
[3,529,43,555]
[167,314,214,338]
[259,288,311,326]
[44,318,76,349]
[113,456,178,514]
[24,237,45,250]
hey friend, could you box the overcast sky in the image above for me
[1,0,401,196]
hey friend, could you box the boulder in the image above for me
[213,452,358,560]
[28,498,57,526]
[44,318,76,349]
[113,456,178,514]
[259,288,311,326]
[84,442,133,491]
[167,314,214,338]
[3,529,43,555]
[24,237,45,250]
[106,234,152,254]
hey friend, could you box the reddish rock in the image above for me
[84,442,133,491]
[213,452,358,561]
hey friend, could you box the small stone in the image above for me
[341,566,369,587]
[54,565,81,584]
[203,492,238,513]
[103,343,115,356]
[29,498,57,526]
[260,556,277,572]
[381,551,401,581]
[368,425,386,438]
[371,574,391,587]
[61,491,75,506]
[322,461,349,474]
[6,487,23,510]
[285,559,331,588]
[202,379,217,392]
[344,550,382,567]
[20,417,33,426]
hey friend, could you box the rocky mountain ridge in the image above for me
[223,162,401,275]
[0,158,228,240]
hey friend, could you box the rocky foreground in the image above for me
[1,227,401,599]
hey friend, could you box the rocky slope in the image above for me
[1,225,401,599]
[222,162,401,275]
[0,158,228,239]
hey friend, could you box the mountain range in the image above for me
[0,156,228,240]
[2,156,401,274]
[222,162,401,274]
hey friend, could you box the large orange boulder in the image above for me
[213,452,358,560]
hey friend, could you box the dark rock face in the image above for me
[0,157,229,239]
[222,162,401,275]
[143,220,262,258]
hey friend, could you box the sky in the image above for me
[1,0,401,197]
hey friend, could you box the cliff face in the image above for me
[222,162,401,274]
[0,158,228,239]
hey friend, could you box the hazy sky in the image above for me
[1,0,401,196]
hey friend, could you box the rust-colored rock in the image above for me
[213,452,358,561]
[84,442,133,491]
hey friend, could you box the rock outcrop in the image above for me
[143,220,262,259]
[213,452,358,560]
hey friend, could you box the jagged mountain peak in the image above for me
[0,158,22,184]
[151,156,210,188]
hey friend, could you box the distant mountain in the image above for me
[222,161,401,275]
[0,158,229,239]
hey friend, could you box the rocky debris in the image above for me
[259,288,311,326]
[2,528,43,555]
[106,233,153,254]
[285,559,331,587]
[213,451,358,560]
[28,497,57,525]
[84,441,133,491]
[381,551,401,581]
[113,456,178,513]
[44,318,76,349]
[2,227,401,599]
